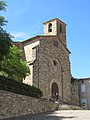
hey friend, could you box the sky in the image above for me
[1,0,90,79]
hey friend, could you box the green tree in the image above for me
[0,1,7,11]
[0,1,12,65]
[0,1,30,81]
[1,45,30,82]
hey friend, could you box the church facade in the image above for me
[18,18,72,103]
[21,18,72,102]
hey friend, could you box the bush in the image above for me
[0,75,43,98]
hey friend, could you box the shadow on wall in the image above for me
[2,111,77,120]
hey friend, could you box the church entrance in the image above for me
[51,82,59,101]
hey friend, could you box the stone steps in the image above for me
[58,104,84,110]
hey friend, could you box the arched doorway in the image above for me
[51,82,59,101]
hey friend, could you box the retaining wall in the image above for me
[0,90,57,119]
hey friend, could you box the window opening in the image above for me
[60,24,62,33]
[81,84,86,92]
[82,81,84,83]
[48,23,52,32]
[53,60,57,66]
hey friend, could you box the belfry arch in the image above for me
[48,23,52,32]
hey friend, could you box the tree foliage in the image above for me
[0,28,12,61]
[0,1,12,64]
[0,1,30,81]
[0,1,7,11]
[1,45,30,82]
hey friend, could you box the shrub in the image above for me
[0,75,43,98]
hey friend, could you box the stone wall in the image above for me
[21,18,71,103]
[79,78,90,109]
[21,35,71,103]
[36,36,71,102]
[23,40,40,85]
[71,79,79,105]
[0,90,57,120]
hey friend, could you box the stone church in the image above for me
[16,18,73,103]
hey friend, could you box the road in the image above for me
[3,110,90,120]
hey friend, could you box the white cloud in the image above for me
[12,32,28,38]
[11,31,38,41]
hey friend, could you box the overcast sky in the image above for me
[1,0,90,78]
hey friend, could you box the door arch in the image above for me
[51,82,58,101]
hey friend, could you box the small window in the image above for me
[32,47,37,61]
[81,99,87,107]
[54,40,58,47]
[48,23,52,32]
[81,84,86,92]
[81,99,87,103]
[60,24,62,33]
[53,60,57,66]
[82,81,84,83]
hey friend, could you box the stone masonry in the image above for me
[20,18,72,103]
[0,90,57,119]
[71,78,80,105]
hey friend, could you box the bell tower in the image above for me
[43,18,66,46]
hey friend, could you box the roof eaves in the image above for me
[43,18,67,26]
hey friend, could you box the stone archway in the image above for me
[51,82,58,101]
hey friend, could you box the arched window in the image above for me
[48,23,52,32]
